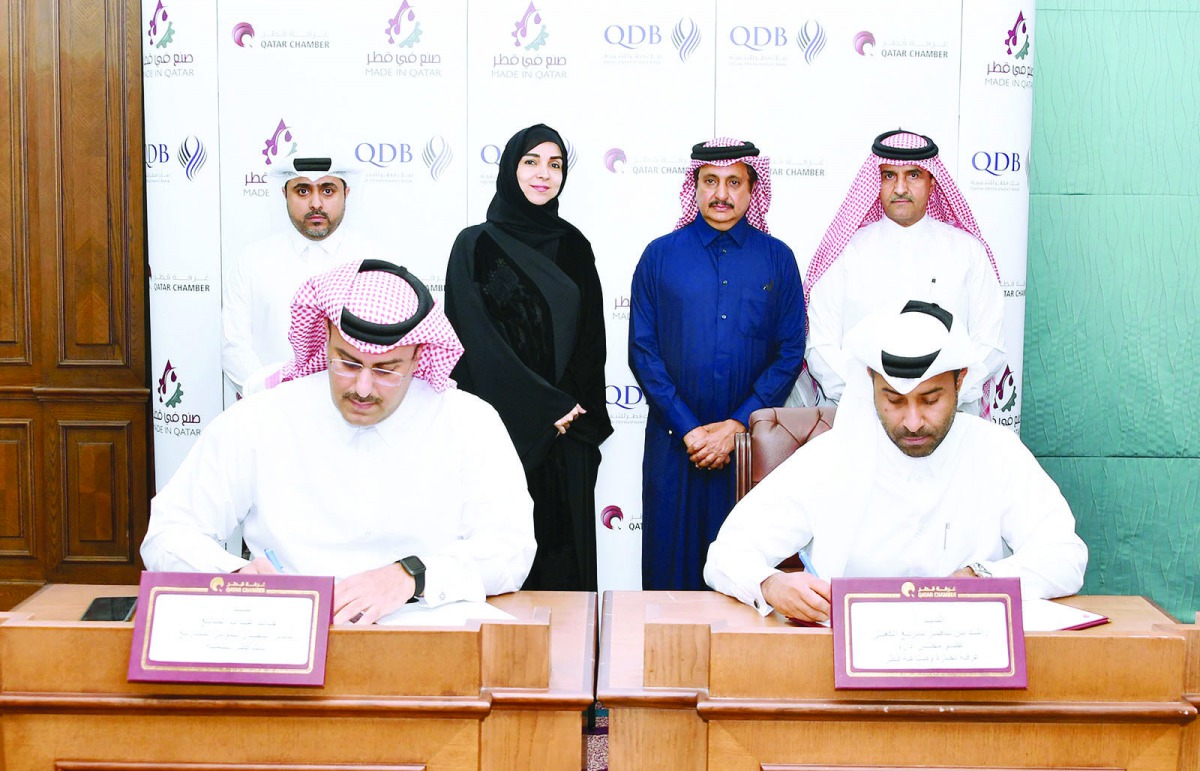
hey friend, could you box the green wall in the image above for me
[1024,2,1199,621]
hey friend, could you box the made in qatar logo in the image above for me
[153,360,203,437]
[366,2,445,79]
[242,119,301,198]
[146,0,175,49]
[611,293,630,321]
[493,3,566,79]
[985,10,1033,88]
[990,363,1020,431]
[386,0,422,48]
[144,0,196,78]
[512,2,548,50]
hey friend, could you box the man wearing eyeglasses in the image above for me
[142,260,536,624]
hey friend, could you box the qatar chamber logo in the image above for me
[797,19,826,64]
[232,22,255,47]
[1005,10,1030,59]
[604,148,626,173]
[386,1,422,47]
[177,136,207,181]
[853,30,875,56]
[422,136,453,181]
[146,0,174,49]
[601,505,624,530]
[672,17,701,62]
[512,2,548,50]
[261,119,297,166]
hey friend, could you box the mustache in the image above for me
[341,391,382,405]
[708,199,734,207]
[305,210,328,219]
[888,194,914,203]
[895,427,933,438]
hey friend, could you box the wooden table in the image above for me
[598,590,1197,770]
[0,584,596,770]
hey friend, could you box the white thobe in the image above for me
[704,400,1088,615]
[141,374,536,606]
[805,216,1005,405]
[221,228,388,389]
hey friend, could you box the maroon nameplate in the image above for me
[832,576,1026,690]
[128,571,334,686]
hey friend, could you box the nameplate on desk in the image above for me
[127,571,334,686]
[832,576,1026,690]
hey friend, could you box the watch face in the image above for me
[400,555,425,575]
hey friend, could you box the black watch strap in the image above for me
[398,555,426,603]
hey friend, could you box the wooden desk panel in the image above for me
[599,591,1197,771]
[0,585,596,771]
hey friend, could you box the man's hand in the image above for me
[761,571,832,623]
[333,563,417,625]
[687,419,745,470]
[554,404,586,435]
[235,557,280,575]
[950,566,979,578]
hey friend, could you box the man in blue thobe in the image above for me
[629,138,807,590]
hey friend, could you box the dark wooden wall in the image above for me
[0,0,150,608]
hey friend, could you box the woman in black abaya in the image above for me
[444,124,613,591]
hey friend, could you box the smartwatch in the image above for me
[398,555,426,603]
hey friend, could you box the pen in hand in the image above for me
[264,548,285,573]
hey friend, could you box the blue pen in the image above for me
[797,548,820,579]
[264,548,285,573]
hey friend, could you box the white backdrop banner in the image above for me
[143,0,1036,592]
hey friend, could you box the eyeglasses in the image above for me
[328,358,409,387]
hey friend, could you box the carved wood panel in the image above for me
[0,0,150,602]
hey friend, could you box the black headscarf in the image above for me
[486,124,574,254]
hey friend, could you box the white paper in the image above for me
[849,600,1012,670]
[375,600,516,627]
[1021,598,1107,632]
[147,593,315,665]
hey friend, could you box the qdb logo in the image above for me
[602,505,624,530]
[853,30,875,56]
[797,20,826,64]
[422,136,453,181]
[385,1,423,48]
[564,140,578,170]
[672,18,701,62]
[146,0,174,49]
[729,25,788,52]
[262,120,296,166]
[157,361,184,407]
[972,150,1021,177]
[231,22,254,47]
[1004,11,1030,59]
[512,2,549,51]
[178,136,207,180]
[604,148,626,173]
